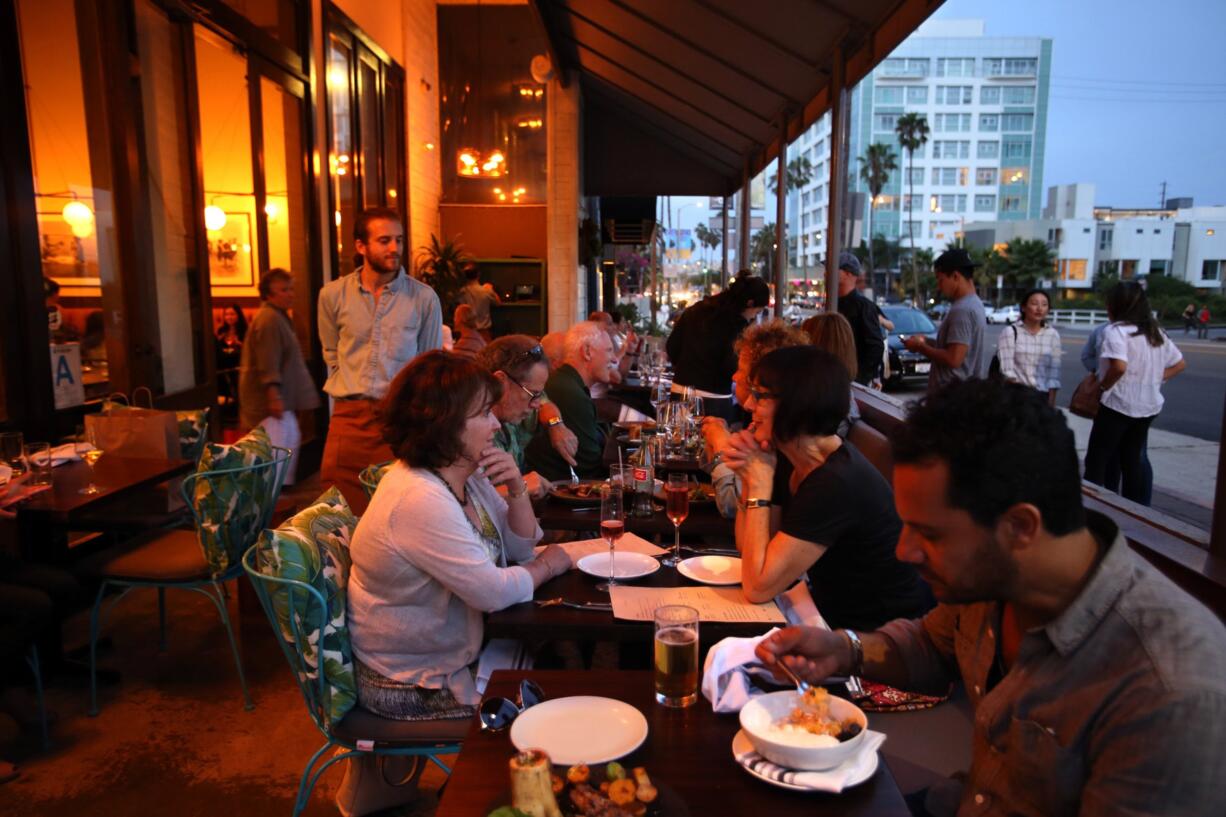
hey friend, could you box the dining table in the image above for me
[434,669,911,817]
[534,492,732,538]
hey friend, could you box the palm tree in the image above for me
[751,224,777,280]
[895,112,930,304]
[767,156,815,196]
[693,222,722,294]
[857,142,898,287]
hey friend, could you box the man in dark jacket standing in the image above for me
[835,253,884,386]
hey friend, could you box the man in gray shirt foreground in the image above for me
[903,248,987,391]
[758,379,1226,817]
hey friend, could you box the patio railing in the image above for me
[1050,309,1107,327]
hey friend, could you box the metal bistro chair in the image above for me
[357,460,394,500]
[242,510,464,817]
[86,446,291,715]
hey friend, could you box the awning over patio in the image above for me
[531,0,944,195]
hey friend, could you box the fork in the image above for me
[568,464,580,485]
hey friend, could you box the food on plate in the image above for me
[768,687,862,746]
[551,774,565,795]
[566,763,591,784]
[607,778,636,806]
[604,761,626,781]
[510,749,563,817]
[569,783,643,817]
[632,768,657,803]
[555,482,603,500]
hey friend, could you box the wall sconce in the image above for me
[205,205,227,232]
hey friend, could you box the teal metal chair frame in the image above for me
[88,447,291,716]
[357,460,394,500]
[241,546,460,817]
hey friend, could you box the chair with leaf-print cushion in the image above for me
[244,488,463,817]
[85,426,291,715]
[357,460,395,500]
[175,407,211,462]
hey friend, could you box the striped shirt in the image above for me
[996,323,1062,392]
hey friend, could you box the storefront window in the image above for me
[18,0,123,403]
[219,0,301,52]
[438,3,548,204]
[327,32,357,276]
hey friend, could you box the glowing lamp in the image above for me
[205,205,227,231]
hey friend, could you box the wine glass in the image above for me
[663,473,690,567]
[649,380,671,420]
[597,482,625,593]
[77,423,104,495]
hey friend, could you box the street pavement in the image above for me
[885,323,1225,530]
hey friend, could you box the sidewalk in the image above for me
[1061,411,1216,529]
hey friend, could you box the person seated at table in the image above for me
[475,335,580,497]
[701,319,808,518]
[724,346,932,630]
[451,304,486,359]
[524,321,616,481]
[756,379,1226,817]
[800,312,862,435]
[347,351,573,720]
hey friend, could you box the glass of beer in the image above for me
[654,604,699,707]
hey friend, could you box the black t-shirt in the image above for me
[771,443,933,631]
[837,290,886,386]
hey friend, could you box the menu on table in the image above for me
[534,532,667,562]
[610,585,785,623]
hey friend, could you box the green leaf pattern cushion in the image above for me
[194,426,278,576]
[255,487,357,727]
[176,408,211,461]
[358,460,394,499]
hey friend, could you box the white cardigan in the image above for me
[347,462,542,704]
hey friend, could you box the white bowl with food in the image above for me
[738,688,868,771]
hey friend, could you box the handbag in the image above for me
[1068,373,1102,419]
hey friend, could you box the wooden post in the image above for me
[721,196,730,288]
[739,159,751,274]
[825,43,849,314]
[774,112,788,317]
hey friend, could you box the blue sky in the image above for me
[932,0,1226,207]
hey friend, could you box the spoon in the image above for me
[771,656,812,694]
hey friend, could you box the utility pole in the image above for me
[1159,181,1167,209]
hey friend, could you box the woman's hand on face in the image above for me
[478,447,523,488]
[722,428,776,480]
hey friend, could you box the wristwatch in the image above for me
[843,629,865,677]
[545,415,563,428]
[738,497,771,511]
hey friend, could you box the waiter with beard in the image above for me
[318,206,443,511]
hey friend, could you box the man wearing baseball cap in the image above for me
[835,252,885,386]
[902,247,987,391]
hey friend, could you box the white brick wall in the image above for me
[547,78,583,331]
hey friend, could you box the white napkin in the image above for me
[736,730,886,792]
[701,628,783,713]
[50,443,81,466]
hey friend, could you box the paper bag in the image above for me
[85,407,179,460]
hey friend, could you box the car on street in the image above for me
[986,304,1020,324]
[927,302,950,321]
[881,305,937,388]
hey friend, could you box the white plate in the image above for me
[576,550,660,580]
[677,555,742,586]
[510,696,649,764]
[731,730,878,792]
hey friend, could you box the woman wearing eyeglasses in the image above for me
[475,335,579,497]
[723,346,932,631]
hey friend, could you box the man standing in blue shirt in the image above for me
[902,248,987,391]
[318,207,443,511]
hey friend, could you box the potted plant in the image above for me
[414,234,472,311]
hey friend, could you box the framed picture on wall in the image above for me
[207,212,255,287]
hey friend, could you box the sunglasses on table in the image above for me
[478,679,545,732]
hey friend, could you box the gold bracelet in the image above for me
[507,479,529,499]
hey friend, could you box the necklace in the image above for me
[430,468,468,505]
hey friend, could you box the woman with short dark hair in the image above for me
[995,288,1062,405]
[724,345,932,631]
[347,351,571,721]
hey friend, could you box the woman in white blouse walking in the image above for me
[1083,282,1186,505]
[346,351,572,721]
[996,288,1061,406]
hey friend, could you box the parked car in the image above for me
[986,304,1020,324]
[927,302,951,321]
[881,305,937,388]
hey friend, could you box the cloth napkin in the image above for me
[50,443,81,466]
[701,582,831,713]
[736,730,887,792]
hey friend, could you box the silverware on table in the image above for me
[568,465,580,485]
[535,597,612,611]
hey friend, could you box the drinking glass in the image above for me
[649,380,670,420]
[0,432,25,477]
[25,442,53,487]
[596,482,625,593]
[77,424,104,495]
[663,473,690,567]
[654,605,699,707]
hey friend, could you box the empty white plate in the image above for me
[677,555,742,586]
[577,550,661,580]
[511,696,649,764]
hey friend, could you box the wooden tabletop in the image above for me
[17,456,192,522]
[435,669,909,817]
[536,496,732,538]
[485,558,772,644]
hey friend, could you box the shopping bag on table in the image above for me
[86,389,184,510]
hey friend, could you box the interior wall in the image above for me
[547,77,582,331]
[332,0,404,64]
[403,0,442,264]
[439,204,545,258]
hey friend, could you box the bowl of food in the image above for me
[738,688,867,770]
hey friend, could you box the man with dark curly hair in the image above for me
[755,379,1226,817]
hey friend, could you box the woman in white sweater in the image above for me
[346,351,572,720]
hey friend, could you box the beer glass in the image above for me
[654,605,699,707]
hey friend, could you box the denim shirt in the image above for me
[318,267,443,399]
[880,511,1226,817]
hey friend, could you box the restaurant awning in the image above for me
[531,0,945,196]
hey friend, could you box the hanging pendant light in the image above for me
[453,0,506,179]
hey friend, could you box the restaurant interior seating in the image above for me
[82,430,290,715]
[848,420,894,484]
[244,487,465,817]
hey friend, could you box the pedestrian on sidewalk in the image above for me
[1197,304,1211,339]
[1182,303,1197,334]
[1084,282,1186,505]
[902,248,987,392]
[995,288,1061,406]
